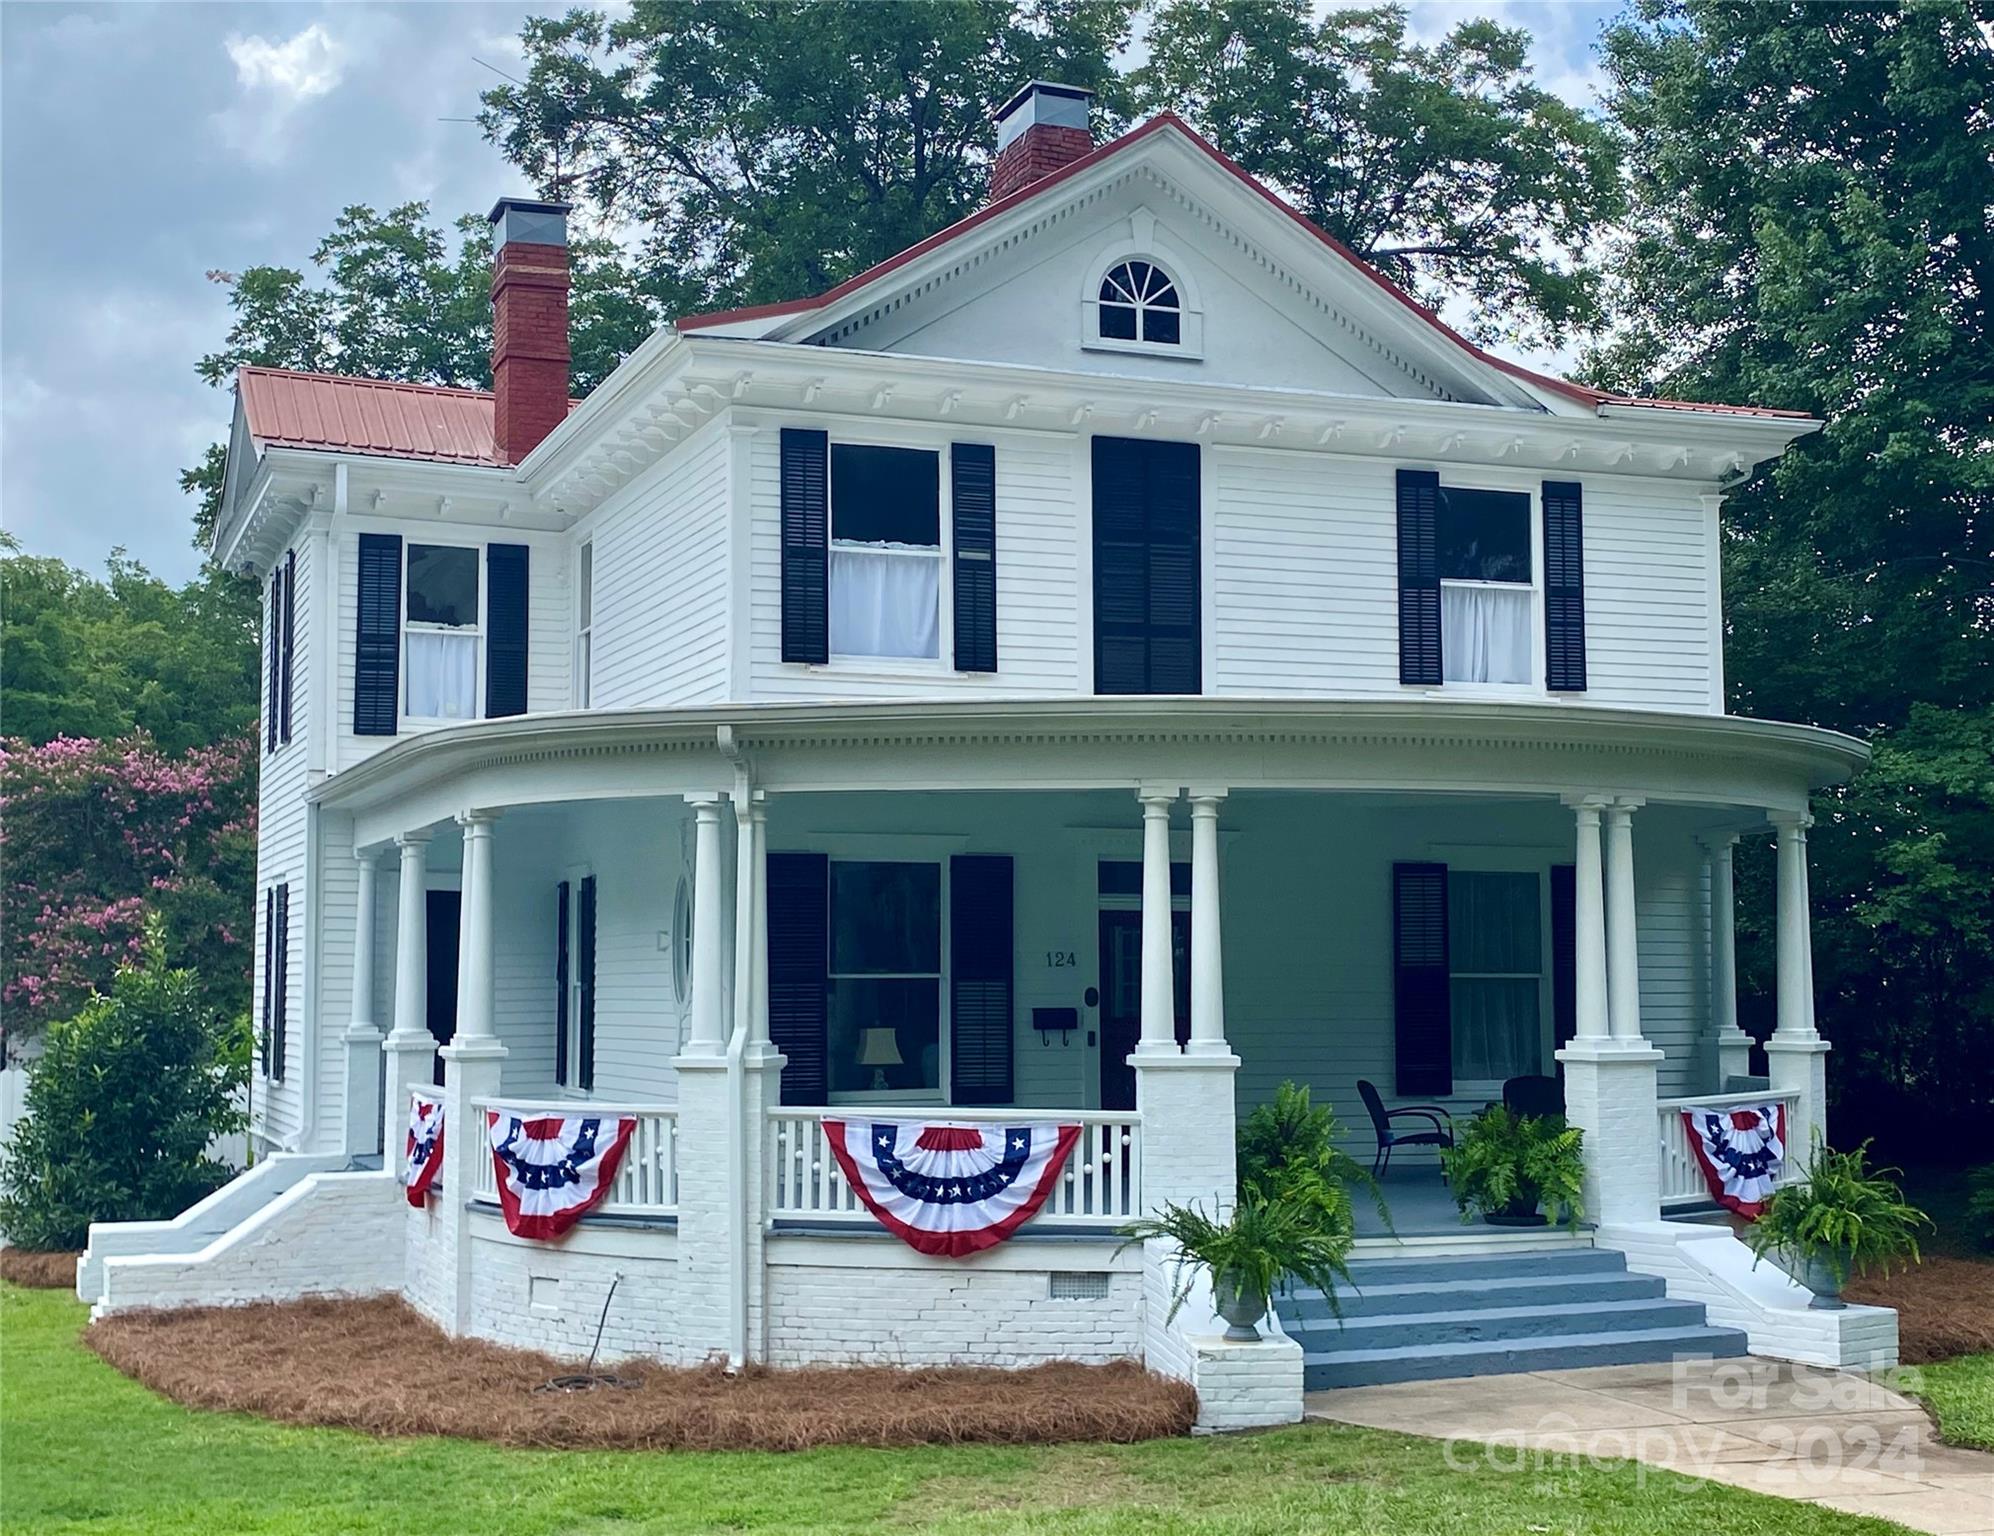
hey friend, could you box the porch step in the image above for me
[1289,1248,1748,1391]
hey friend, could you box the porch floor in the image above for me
[1357,1167,1464,1239]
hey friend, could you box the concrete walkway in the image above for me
[1306,1359,1994,1534]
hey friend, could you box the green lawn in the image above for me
[1910,1354,1994,1452]
[0,1285,1913,1536]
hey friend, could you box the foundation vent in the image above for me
[1048,1271,1111,1301]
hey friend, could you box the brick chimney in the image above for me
[990,82,1095,202]
[488,196,572,464]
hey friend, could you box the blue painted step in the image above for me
[1290,1248,1749,1390]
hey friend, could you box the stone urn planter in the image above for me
[1798,1252,1848,1310]
[1212,1274,1270,1342]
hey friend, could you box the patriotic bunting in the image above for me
[1682,1103,1787,1218]
[486,1111,637,1239]
[403,1097,445,1208]
[822,1120,1081,1258]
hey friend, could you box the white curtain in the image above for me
[1451,977,1541,1081]
[1442,583,1532,684]
[405,630,478,719]
[830,547,940,660]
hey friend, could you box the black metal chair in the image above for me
[1356,1078,1454,1177]
[1502,1074,1564,1120]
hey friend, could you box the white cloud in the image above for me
[225,23,344,101]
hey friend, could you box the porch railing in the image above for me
[1656,1090,1800,1208]
[469,1099,680,1217]
[767,1109,1142,1229]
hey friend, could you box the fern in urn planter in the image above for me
[1441,1106,1586,1230]
[1119,1190,1357,1340]
[1745,1140,1929,1308]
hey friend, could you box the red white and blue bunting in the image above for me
[821,1120,1081,1258]
[403,1097,445,1208]
[485,1111,637,1239]
[1682,1103,1788,1218]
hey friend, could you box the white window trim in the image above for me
[1079,219,1206,359]
[1429,848,1558,1099]
[574,539,594,710]
[822,440,953,670]
[1423,478,1549,699]
[823,855,950,1107]
[402,539,483,726]
[557,865,591,1101]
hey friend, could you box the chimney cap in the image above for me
[488,196,573,250]
[992,80,1094,149]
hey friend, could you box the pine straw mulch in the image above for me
[0,1248,79,1289]
[85,1295,1198,1451]
[1846,1254,1994,1366]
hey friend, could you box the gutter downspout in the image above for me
[717,725,752,1370]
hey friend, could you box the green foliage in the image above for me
[1588,1,1994,1151]
[1130,1,1624,345]
[1442,1106,1586,1230]
[1968,1166,1994,1253]
[0,921,247,1251]
[479,1,1136,317]
[1908,1354,1994,1454]
[1121,1187,1357,1321]
[1746,1140,1930,1291]
[0,540,259,753]
[1238,1080,1390,1235]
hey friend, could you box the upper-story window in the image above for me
[404,542,481,720]
[1437,487,1533,686]
[830,444,942,660]
[574,540,594,708]
[1098,260,1181,346]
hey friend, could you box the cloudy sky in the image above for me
[1,1,1616,584]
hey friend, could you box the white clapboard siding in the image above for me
[1581,480,1716,712]
[253,535,311,1149]
[589,421,732,709]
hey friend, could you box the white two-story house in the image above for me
[80,87,1891,1425]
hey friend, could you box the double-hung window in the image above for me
[826,860,942,1099]
[1438,487,1533,686]
[829,444,942,661]
[404,543,480,721]
[575,540,594,708]
[1448,871,1542,1086]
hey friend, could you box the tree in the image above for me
[0,920,247,1252]
[1127,1,1625,345]
[1591,0,1994,1149]
[478,1,1137,314]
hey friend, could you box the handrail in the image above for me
[475,1096,679,1118]
[769,1106,1141,1125]
[1656,1089,1800,1207]
[468,1097,679,1215]
[1658,1090,1798,1113]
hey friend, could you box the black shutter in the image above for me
[485,543,529,718]
[577,875,597,1092]
[1092,436,1201,694]
[354,533,402,736]
[266,576,281,752]
[1550,863,1577,1050]
[1397,470,1442,685]
[949,855,1013,1105]
[780,429,829,664]
[1543,480,1588,692]
[951,443,998,673]
[272,883,289,1083]
[279,550,297,744]
[554,880,571,1088]
[261,887,275,1076]
[768,851,829,1104]
[1392,862,1450,1097]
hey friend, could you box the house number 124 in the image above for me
[1045,950,1077,968]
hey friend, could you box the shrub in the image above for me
[1442,1105,1587,1229]
[0,919,247,1250]
[1746,1140,1930,1290]
[1237,1081,1389,1237]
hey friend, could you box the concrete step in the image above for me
[1285,1268,1668,1321]
[1304,1324,1750,1391]
[1335,1248,1629,1287]
[1291,1296,1711,1353]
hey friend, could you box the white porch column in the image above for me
[1186,789,1229,1057]
[1701,834,1754,1086]
[1136,788,1179,1058]
[341,848,386,1157]
[1556,795,1664,1227]
[733,790,781,1363]
[381,832,435,1160]
[1767,810,1830,1162]
[673,790,737,1364]
[438,810,505,1336]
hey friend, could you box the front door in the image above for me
[425,889,461,1086]
[1097,909,1191,1111]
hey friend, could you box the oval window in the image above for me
[672,875,693,1004]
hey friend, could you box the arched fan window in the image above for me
[1098,260,1182,345]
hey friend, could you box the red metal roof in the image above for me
[239,367,572,468]
[678,113,1812,425]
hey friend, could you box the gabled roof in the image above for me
[677,113,1808,423]
[237,366,575,467]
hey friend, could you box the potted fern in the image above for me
[1442,1106,1586,1230]
[1745,1140,1929,1308]
[1120,1190,1356,1341]
[1237,1082,1391,1238]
